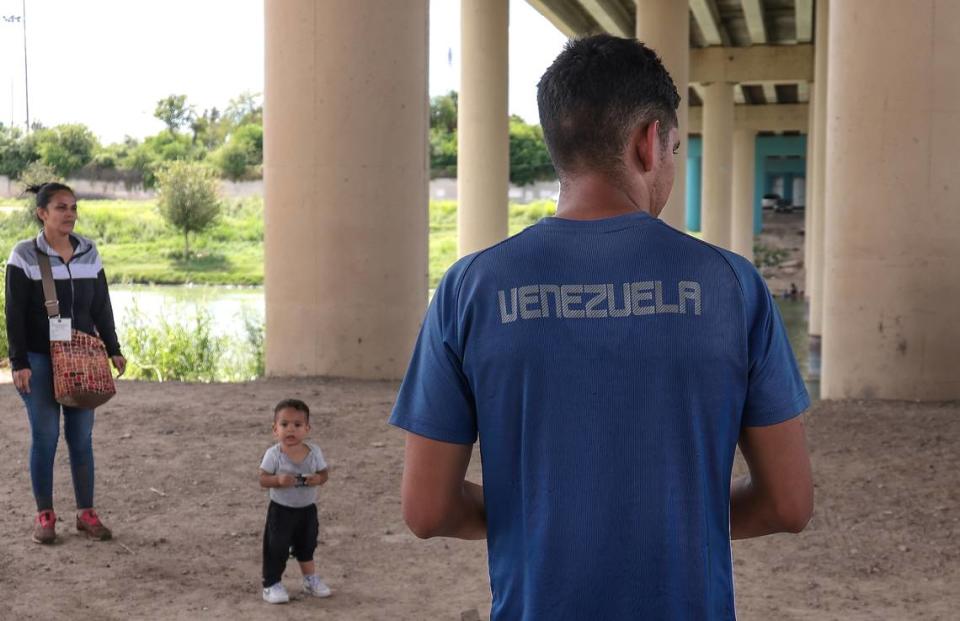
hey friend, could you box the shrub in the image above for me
[242,309,265,379]
[120,301,264,382]
[18,160,62,187]
[121,303,225,382]
[212,140,249,180]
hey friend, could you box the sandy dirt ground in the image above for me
[0,378,957,621]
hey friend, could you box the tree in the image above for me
[155,161,221,257]
[430,91,458,133]
[189,114,209,146]
[429,127,458,178]
[508,115,555,186]
[0,123,39,178]
[154,95,193,137]
[429,92,459,177]
[223,91,262,127]
[34,124,100,177]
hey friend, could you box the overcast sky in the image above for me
[0,0,567,144]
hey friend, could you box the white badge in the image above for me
[49,317,72,342]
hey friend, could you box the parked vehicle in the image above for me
[762,192,794,213]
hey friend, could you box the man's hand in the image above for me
[12,368,31,394]
[276,474,296,488]
[400,432,486,540]
[731,416,813,540]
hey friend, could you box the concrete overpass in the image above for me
[263,0,960,402]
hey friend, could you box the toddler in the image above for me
[259,398,331,604]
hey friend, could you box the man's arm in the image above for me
[400,432,486,540]
[730,415,813,540]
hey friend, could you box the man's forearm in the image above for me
[730,474,794,540]
[443,480,487,540]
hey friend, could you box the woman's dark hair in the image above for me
[537,34,680,181]
[274,398,311,423]
[24,182,75,209]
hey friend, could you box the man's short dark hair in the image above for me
[537,34,680,180]
[274,398,310,423]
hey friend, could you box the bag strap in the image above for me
[34,240,60,318]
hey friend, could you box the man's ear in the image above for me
[632,120,661,173]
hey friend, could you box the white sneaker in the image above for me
[303,574,332,598]
[262,582,290,604]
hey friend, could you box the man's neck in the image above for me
[554,173,653,221]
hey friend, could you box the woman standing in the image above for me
[5,182,125,544]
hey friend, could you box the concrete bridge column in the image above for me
[731,129,757,261]
[685,147,702,232]
[782,174,794,203]
[701,82,735,248]
[821,0,960,400]
[807,0,829,377]
[263,0,429,379]
[636,0,688,231]
[804,87,816,300]
[458,0,509,256]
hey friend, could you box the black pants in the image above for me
[262,501,318,587]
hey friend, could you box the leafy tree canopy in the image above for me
[154,94,193,136]
[33,124,100,177]
[155,160,221,257]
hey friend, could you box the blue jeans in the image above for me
[18,352,96,512]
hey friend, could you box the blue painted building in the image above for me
[686,134,807,234]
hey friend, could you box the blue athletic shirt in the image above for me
[390,210,809,620]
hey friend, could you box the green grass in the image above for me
[429,199,557,286]
[0,197,265,286]
[0,197,557,288]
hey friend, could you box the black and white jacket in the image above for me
[5,232,121,371]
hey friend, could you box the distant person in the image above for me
[390,35,813,620]
[259,398,332,604]
[6,182,125,544]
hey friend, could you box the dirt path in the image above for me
[1,379,957,620]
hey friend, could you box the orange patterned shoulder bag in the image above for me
[36,244,116,409]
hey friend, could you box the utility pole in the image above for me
[22,0,29,133]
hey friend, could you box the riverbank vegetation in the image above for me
[0,197,558,375]
[0,197,559,289]
[0,197,264,286]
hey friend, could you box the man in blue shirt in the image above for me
[390,34,813,620]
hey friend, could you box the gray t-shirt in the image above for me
[260,443,328,508]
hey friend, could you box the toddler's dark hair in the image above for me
[274,398,310,423]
